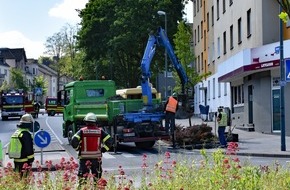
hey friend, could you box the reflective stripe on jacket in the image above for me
[9,128,34,162]
[165,96,178,113]
[218,112,228,127]
[80,127,102,159]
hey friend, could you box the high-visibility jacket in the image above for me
[218,112,228,127]
[71,126,112,159]
[8,127,34,162]
[165,96,178,113]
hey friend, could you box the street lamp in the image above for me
[157,10,168,99]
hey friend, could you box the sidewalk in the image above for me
[175,116,290,158]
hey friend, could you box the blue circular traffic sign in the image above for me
[34,130,51,148]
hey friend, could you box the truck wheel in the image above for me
[51,111,56,116]
[67,125,74,145]
[2,116,8,121]
[135,141,155,149]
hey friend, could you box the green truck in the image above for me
[57,79,169,149]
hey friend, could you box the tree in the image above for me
[173,21,211,96]
[173,21,195,94]
[0,80,9,91]
[10,68,28,91]
[33,75,48,97]
[77,0,187,88]
[277,0,290,22]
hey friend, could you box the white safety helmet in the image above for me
[83,112,97,123]
[20,113,34,123]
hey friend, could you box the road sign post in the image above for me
[34,130,51,164]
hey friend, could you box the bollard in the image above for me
[0,140,2,167]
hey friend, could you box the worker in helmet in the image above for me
[8,114,35,177]
[71,112,113,185]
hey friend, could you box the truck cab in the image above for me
[45,96,64,116]
[58,80,116,143]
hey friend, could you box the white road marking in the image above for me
[45,117,63,145]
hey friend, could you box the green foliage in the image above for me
[1,147,290,189]
[10,68,28,91]
[172,21,195,94]
[0,80,9,91]
[77,0,186,88]
[277,0,290,22]
[33,75,48,96]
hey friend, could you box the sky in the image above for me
[0,0,193,59]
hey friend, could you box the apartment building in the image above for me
[192,0,290,134]
[0,48,70,104]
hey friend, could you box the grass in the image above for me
[0,142,290,189]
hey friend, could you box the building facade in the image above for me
[0,48,71,104]
[192,0,290,134]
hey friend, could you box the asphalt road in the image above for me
[1,113,290,183]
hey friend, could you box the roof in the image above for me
[0,48,27,62]
[0,58,10,67]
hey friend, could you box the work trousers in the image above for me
[165,111,176,148]
[218,126,227,146]
[78,158,102,184]
[165,111,175,134]
[14,161,32,178]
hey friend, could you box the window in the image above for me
[224,83,227,96]
[194,29,197,45]
[207,12,209,31]
[4,69,7,76]
[213,78,216,99]
[194,0,196,16]
[218,82,221,97]
[217,0,220,20]
[167,72,173,77]
[203,1,206,20]
[230,25,233,49]
[201,21,203,38]
[33,68,35,75]
[197,55,200,72]
[86,89,104,97]
[208,80,210,100]
[247,9,251,37]
[212,6,214,26]
[211,42,215,62]
[217,37,221,58]
[223,0,226,13]
[238,17,242,43]
[204,30,206,50]
[223,31,227,54]
[200,0,202,7]
[233,85,244,105]
[197,0,199,12]
[201,53,204,70]
[198,25,200,42]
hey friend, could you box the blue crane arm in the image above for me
[156,27,190,92]
[140,27,190,110]
[140,33,158,109]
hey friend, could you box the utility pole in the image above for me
[279,2,286,151]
